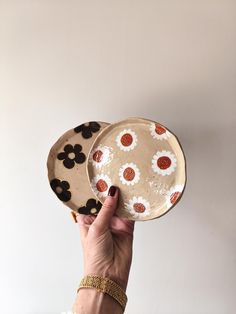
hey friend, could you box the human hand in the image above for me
[75,186,135,291]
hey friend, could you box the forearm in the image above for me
[72,186,134,314]
[72,287,124,314]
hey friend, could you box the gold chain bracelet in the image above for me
[77,274,127,311]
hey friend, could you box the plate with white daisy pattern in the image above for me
[86,117,186,221]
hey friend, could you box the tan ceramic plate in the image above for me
[86,117,186,221]
[47,121,109,215]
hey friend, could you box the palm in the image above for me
[84,215,134,290]
[77,187,135,292]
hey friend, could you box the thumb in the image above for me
[92,186,119,234]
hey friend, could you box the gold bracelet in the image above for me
[77,274,127,311]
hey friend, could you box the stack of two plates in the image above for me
[47,118,186,221]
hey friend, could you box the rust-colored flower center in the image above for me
[170,191,181,204]
[96,179,108,192]
[157,156,171,169]
[93,150,103,162]
[133,203,146,213]
[123,167,135,181]
[121,133,133,146]
[55,186,63,194]
[155,124,166,135]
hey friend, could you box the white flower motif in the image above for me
[152,150,177,176]
[89,145,113,169]
[125,196,151,219]
[165,184,184,208]
[91,174,112,198]
[150,123,171,140]
[115,129,137,151]
[119,162,140,186]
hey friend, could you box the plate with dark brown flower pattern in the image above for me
[47,121,109,215]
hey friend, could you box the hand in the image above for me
[76,186,135,291]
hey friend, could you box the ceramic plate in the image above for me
[47,121,109,215]
[86,117,186,221]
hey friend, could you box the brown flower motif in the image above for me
[57,144,86,169]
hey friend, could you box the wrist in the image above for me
[73,284,124,314]
[83,269,128,291]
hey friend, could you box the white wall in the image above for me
[1,1,236,313]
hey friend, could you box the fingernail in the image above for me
[71,211,78,223]
[108,185,117,197]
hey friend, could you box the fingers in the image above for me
[71,185,119,238]
[71,211,96,240]
[110,215,135,236]
[91,186,119,235]
[76,214,88,239]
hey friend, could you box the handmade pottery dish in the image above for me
[47,121,109,215]
[86,117,186,221]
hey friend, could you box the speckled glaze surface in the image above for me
[47,121,109,215]
[86,117,186,221]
